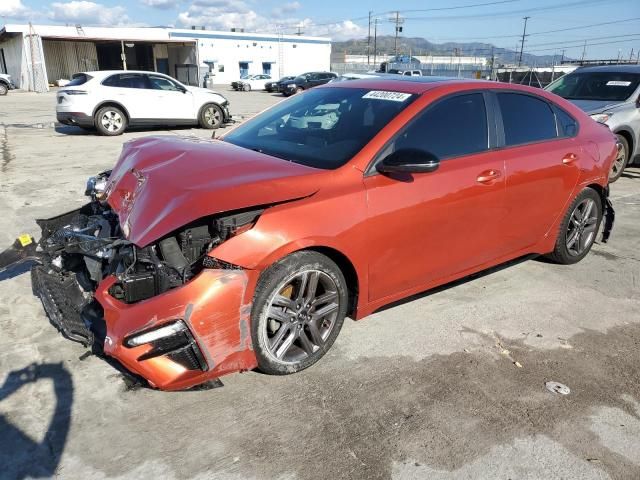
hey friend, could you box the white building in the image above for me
[0,24,331,91]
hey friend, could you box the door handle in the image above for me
[476,169,502,183]
[562,153,578,164]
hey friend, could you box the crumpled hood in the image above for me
[568,99,626,114]
[106,136,322,246]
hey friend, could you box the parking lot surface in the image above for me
[1,87,639,480]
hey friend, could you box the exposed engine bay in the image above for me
[1,171,262,348]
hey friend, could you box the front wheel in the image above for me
[95,106,127,136]
[0,84,8,96]
[199,104,224,129]
[251,251,348,375]
[243,83,251,92]
[609,135,629,183]
[546,187,602,264]
[295,86,304,94]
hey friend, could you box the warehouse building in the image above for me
[0,24,331,91]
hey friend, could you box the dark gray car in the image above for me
[546,64,640,182]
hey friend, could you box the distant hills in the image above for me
[332,35,569,67]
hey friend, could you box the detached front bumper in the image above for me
[31,264,260,390]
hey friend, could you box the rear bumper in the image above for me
[56,112,94,128]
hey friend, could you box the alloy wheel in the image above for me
[263,270,340,363]
[609,141,626,181]
[100,110,123,133]
[566,197,598,256]
[203,106,221,127]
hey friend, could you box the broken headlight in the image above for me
[85,171,111,201]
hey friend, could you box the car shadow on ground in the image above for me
[54,124,203,136]
[0,363,73,479]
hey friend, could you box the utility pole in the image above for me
[518,16,530,67]
[630,48,634,62]
[390,11,404,58]
[373,18,379,68]
[490,46,495,80]
[560,49,565,65]
[367,11,372,65]
[581,40,587,62]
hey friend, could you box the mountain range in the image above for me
[332,35,570,67]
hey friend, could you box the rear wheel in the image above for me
[95,106,126,136]
[609,134,629,183]
[546,187,602,264]
[251,251,348,375]
[199,103,224,129]
[0,83,8,96]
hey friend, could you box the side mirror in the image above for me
[376,148,440,174]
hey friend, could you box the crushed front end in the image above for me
[1,173,260,390]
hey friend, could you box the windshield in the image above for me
[224,87,416,169]
[548,71,640,102]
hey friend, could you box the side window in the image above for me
[554,106,578,138]
[497,93,557,146]
[103,74,148,89]
[148,75,181,91]
[102,74,121,87]
[392,93,488,160]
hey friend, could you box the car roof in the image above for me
[573,64,640,74]
[78,70,171,78]
[322,76,490,94]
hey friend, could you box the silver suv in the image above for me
[546,64,640,182]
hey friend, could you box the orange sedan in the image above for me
[2,77,618,390]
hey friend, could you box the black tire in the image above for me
[546,187,602,265]
[295,86,304,94]
[243,83,251,92]
[198,103,224,129]
[251,251,348,375]
[95,106,127,136]
[0,83,8,96]
[609,134,629,183]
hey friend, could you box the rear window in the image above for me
[497,93,557,146]
[67,73,92,86]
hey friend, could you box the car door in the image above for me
[364,92,508,302]
[494,91,582,252]
[101,73,156,119]
[146,74,195,121]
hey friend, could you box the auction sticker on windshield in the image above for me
[606,81,632,87]
[362,91,412,102]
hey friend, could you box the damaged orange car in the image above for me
[0,78,617,390]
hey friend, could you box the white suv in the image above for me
[56,71,231,135]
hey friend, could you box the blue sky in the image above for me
[2,0,639,59]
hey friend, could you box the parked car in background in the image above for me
[280,72,338,96]
[265,76,295,92]
[0,73,16,95]
[237,74,272,91]
[387,69,423,76]
[546,64,640,182]
[231,74,251,91]
[56,71,231,136]
[7,77,616,390]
